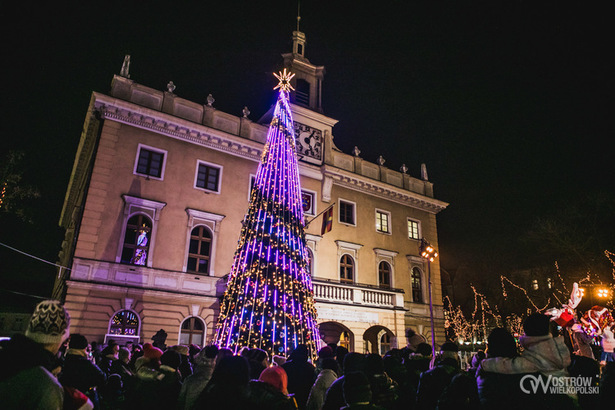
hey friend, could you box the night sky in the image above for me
[1,1,612,307]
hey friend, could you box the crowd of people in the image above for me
[1,299,614,409]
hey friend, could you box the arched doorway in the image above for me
[319,321,354,351]
[363,325,396,355]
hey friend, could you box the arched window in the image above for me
[187,226,212,274]
[340,254,354,283]
[306,247,314,276]
[412,267,423,303]
[179,317,205,346]
[121,214,152,265]
[109,310,139,336]
[378,261,391,288]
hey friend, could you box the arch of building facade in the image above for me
[363,325,397,355]
[319,321,354,351]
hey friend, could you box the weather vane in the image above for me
[273,68,295,92]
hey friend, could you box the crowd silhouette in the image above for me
[1,300,614,409]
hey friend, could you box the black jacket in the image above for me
[60,353,106,394]
[249,380,298,410]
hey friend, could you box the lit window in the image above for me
[547,278,553,289]
[339,200,356,225]
[135,145,166,179]
[121,214,152,265]
[376,210,390,234]
[532,279,539,290]
[187,226,212,274]
[340,254,354,283]
[109,310,139,336]
[379,261,391,288]
[412,267,423,303]
[195,161,221,193]
[179,317,205,346]
[408,219,420,240]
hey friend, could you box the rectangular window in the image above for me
[407,219,420,240]
[339,200,356,225]
[194,160,222,193]
[134,145,166,179]
[375,210,390,234]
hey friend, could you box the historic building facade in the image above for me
[55,29,448,353]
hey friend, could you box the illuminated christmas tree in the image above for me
[214,69,320,358]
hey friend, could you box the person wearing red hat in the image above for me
[249,366,298,409]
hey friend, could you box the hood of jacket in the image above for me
[481,335,570,375]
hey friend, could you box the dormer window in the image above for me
[295,79,310,106]
[297,43,303,55]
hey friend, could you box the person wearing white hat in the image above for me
[0,299,71,409]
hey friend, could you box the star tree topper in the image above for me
[273,68,295,92]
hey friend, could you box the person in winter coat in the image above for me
[481,314,571,377]
[193,355,254,409]
[127,349,182,410]
[306,357,339,410]
[98,341,120,375]
[250,365,298,409]
[60,334,106,408]
[177,344,218,410]
[282,344,316,409]
[341,371,385,410]
[168,345,192,381]
[0,299,71,410]
[478,315,576,410]
[415,341,461,410]
[243,347,269,380]
[571,323,595,359]
[322,352,367,410]
[363,353,399,409]
[108,347,135,392]
[476,327,524,410]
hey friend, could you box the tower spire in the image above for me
[296,0,301,32]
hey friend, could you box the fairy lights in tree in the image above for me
[213,69,320,359]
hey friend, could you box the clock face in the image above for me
[294,122,322,162]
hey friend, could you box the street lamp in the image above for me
[597,288,610,298]
[419,238,438,358]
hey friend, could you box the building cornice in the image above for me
[90,93,447,213]
[322,165,448,214]
[93,93,264,162]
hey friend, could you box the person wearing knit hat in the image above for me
[135,342,164,381]
[248,366,297,409]
[169,345,193,380]
[60,333,106,408]
[0,299,71,409]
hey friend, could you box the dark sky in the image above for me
[1,1,613,302]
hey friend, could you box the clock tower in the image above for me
[268,17,338,167]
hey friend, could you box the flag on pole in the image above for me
[321,205,334,235]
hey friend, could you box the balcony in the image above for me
[312,278,405,309]
[69,258,219,296]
